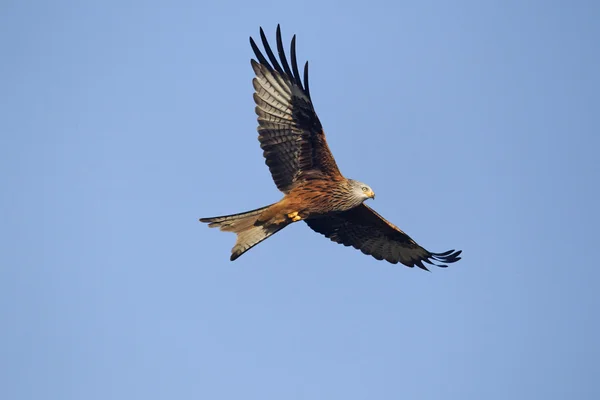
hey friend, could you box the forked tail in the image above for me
[199,204,286,261]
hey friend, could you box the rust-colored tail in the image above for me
[199,204,286,261]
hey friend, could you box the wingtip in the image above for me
[414,259,430,271]
[259,26,268,42]
[276,24,282,39]
[303,61,311,98]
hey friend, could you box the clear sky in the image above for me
[2,1,599,399]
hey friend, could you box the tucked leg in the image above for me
[287,211,302,222]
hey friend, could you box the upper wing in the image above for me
[250,25,342,193]
[305,204,462,270]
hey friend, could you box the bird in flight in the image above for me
[200,26,461,270]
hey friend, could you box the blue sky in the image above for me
[2,1,599,399]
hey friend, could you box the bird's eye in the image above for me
[362,187,368,192]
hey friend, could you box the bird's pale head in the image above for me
[349,179,375,202]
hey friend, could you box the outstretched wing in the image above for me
[250,25,342,193]
[305,204,462,269]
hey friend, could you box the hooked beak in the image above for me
[369,190,376,200]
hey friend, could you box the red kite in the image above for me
[200,26,461,270]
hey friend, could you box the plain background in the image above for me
[2,1,599,399]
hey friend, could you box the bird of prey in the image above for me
[200,26,461,270]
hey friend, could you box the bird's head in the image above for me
[349,179,375,202]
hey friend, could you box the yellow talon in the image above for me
[287,211,302,222]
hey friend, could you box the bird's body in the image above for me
[263,178,372,223]
[200,26,462,269]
